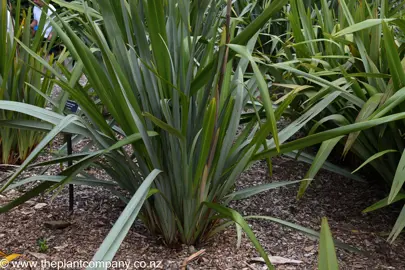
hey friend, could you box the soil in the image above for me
[1,141,405,270]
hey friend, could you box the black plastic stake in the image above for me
[66,134,74,212]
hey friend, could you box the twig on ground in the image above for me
[181,249,206,270]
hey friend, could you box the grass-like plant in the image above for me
[262,0,405,241]
[0,0,61,164]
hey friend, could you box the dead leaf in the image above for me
[20,210,35,215]
[304,245,315,252]
[34,203,47,210]
[244,261,260,270]
[181,249,206,270]
[133,232,147,238]
[54,244,69,252]
[250,256,303,265]
[27,252,48,260]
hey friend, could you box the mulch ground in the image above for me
[1,141,405,269]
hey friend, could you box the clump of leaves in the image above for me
[37,238,48,253]
[0,0,62,165]
[266,0,405,241]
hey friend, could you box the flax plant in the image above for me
[0,0,290,268]
[0,0,60,164]
[262,0,405,241]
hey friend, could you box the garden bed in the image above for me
[1,151,405,269]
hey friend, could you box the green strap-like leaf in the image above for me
[318,218,339,270]
[382,22,405,90]
[204,202,274,270]
[254,111,405,160]
[143,112,185,142]
[343,94,383,155]
[228,44,280,152]
[297,136,343,198]
[0,115,81,193]
[191,0,288,93]
[88,169,162,268]
[363,193,405,213]
[283,151,365,182]
[388,204,405,243]
[333,19,395,37]
[388,149,405,203]
[352,150,397,174]
[225,180,302,201]
[245,216,359,253]
[0,182,54,213]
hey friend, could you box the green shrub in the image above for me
[265,0,405,241]
[0,0,62,164]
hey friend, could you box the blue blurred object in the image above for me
[34,25,38,31]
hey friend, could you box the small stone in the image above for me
[304,245,315,252]
[54,244,69,251]
[7,190,18,195]
[94,220,106,227]
[21,210,35,215]
[189,245,196,253]
[34,203,47,209]
[0,234,5,238]
[44,220,71,230]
